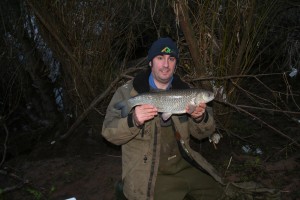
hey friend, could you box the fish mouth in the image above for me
[206,94,215,101]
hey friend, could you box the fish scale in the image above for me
[129,90,199,113]
[115,89,214,120]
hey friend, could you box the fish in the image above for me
[114,88,214,121]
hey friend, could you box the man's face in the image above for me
[150,54,176,87]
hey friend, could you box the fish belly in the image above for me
[129,94,191,114]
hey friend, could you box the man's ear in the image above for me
[149,61,152,67]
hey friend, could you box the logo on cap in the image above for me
[161,47,172,54]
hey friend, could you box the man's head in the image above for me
[147,37,179,62]
[147,37,178,89]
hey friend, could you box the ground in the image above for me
[1,101,300,200]
[1,125,299,200]
[1,130,122,200]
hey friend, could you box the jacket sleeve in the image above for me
[188,106,216,140]
[101,85,142,145]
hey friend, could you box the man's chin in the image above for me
[160,73,172,78]
[159,76,172,83]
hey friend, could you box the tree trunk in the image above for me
[21,34,61,126]
[174,0,212,90]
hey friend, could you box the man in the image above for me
[102,37,224,200]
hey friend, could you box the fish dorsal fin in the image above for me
[150,89,165,93]
[162,112,172,121]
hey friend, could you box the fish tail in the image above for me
[114,101,129,118]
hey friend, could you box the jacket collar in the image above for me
[132,68,189,94]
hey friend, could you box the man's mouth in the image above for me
[161,69,170,74]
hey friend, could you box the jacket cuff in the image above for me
[127,113,143,129]
[127,113,134,127]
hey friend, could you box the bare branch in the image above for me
[215,99,300,147]
[236,105,300,115]
[0,169,29,194]
[192,72,293,81]
[59,67,144,140]
[0,183,24,194]
[26,0,95,97]
[0,118,8,168]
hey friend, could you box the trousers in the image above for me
[154,166,224,200]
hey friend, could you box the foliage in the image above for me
[26,188,42,200]
[175,0,283,117]
[0,0,299,197]
[0,0,297,154]
[171,2,300,152]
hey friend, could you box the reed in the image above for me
[26,0,151,116]
[174,0,283,125]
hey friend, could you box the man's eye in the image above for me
[169,57,176,62]
[157,56,163,60]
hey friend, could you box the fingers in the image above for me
[186,103,206,113]
[189,103,206,119]
[133,103,207,125]
[133,104,158,126]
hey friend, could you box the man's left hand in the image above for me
[187,103,206,120]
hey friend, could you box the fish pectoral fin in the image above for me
[162,113,172,121]
[187,104,197,114]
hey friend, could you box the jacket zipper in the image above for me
[146,124,157,200]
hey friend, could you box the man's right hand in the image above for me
[133,104,158,127]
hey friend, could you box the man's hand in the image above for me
[133,104,158,127]
[187,103,207,120]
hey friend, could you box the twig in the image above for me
[26,1,95,97]
[59,67,144,140]
[0,169,26,182]
[229,79,298,120]
[283,73,300,110]
[0,118,8,168]
[93,107,105,116]
[0,169,29,194]
[215,99,300,147]
[224,156,232,177]
[236,105,300,115]
[149,0,159,37]
[212,142,217,149]
[192,72,291,81]
[96,154,122,158]
[264,141,299,162]
[0,183,24,194]
[215,119,254,144]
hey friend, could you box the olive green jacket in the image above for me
[102,71,223,200]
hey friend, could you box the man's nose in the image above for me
[163,57,169,67]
